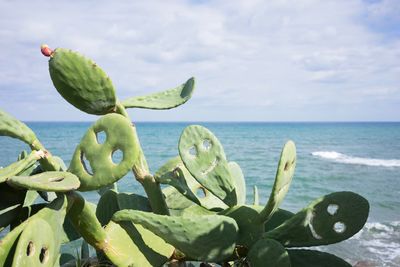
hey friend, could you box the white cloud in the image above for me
[0,0,399,121]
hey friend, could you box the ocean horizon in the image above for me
[1,121,399,266]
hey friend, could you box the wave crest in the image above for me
[311,151,400,167]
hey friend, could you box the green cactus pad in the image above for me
[48,48,117,115]
[68,113,139,191]
[155,156,201,206]
[0,183,26,231]
[179,125,237,206]
[264,208,294,232]
[163,185,194,212]
[96,189,151,225]
[229,162,246,205]
[66,192,107,249]
[103,221,174,267]
[96,190,174,266]
[0,151,41,183]
[12,218,58,267]
[220,205,264,248]
[8,171,80,192]
[259,140,296,223]
[158,156,228,212]
[122,77,195,110]
[156,157,227,210]
[264,191,369,247]
[113,210,238,262]
[0,196,67,266]
[288,249,351,267]
[0,109,37,145]
[180,205,216,217]
[246,238,290,267]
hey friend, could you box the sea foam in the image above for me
[311,151,400,167]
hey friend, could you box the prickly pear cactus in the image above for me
[0,44,370,267]
[47,47,117,115]
[179,125,237,206]
[68,113,139,191]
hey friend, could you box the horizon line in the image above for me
[23,120,400,123]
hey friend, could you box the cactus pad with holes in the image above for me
[0,109,37,145]
[12,218,57,267]
[122,77,195,109]
[179,125,237,207]
[48,48,117,115]
[113,210,238,262]
[246,238,290,267]
[264,191,369,247]
[0,196,66,266]
[68,113,139,191]
[260,140,296,223]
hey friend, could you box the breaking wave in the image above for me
[311,151,400,167]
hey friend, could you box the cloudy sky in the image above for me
[0,0,399,121]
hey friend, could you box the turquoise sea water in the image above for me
[1,122,399,266]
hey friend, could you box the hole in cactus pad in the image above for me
[327,204,339,215]
[80,152,93,175]
[112,149,123,164]
[334,221,346,233]
[196,187,206,198]
[26,241,34,256]
[189,146,198,157]
[96,131,107,144]
[49,177,64,182]
[202,139,212,150]
[284,161,291,171]
[39,247,49,263]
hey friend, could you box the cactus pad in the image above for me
[68,113,139,191]
[229,162,246,205]
[12,218,58,267]
[264,191,369,247]
[246,238,290,267]
[0,109,37,145]
[8,171,80,192]
[96,189,151,225]
[288,249,352,266]
[0,183,26,231]
[66,192,107,249]
[113,210,238,262]
[103,221,174,267]
[179,125,237,206]
[0,151,41,183]
[220,205,264,248]
[122,77,195,109]
[156,156,227,210]
[260,140,296,223]
[48,48,117,115]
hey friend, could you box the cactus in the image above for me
[179,125,237,206]
[68,113,139,191]
[112,210,239,262]
[0,45,371,266]
[48,48,117,115]
[121,77,195,110]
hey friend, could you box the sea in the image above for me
[1,122,399,266]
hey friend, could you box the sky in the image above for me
[0,0,399,122]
